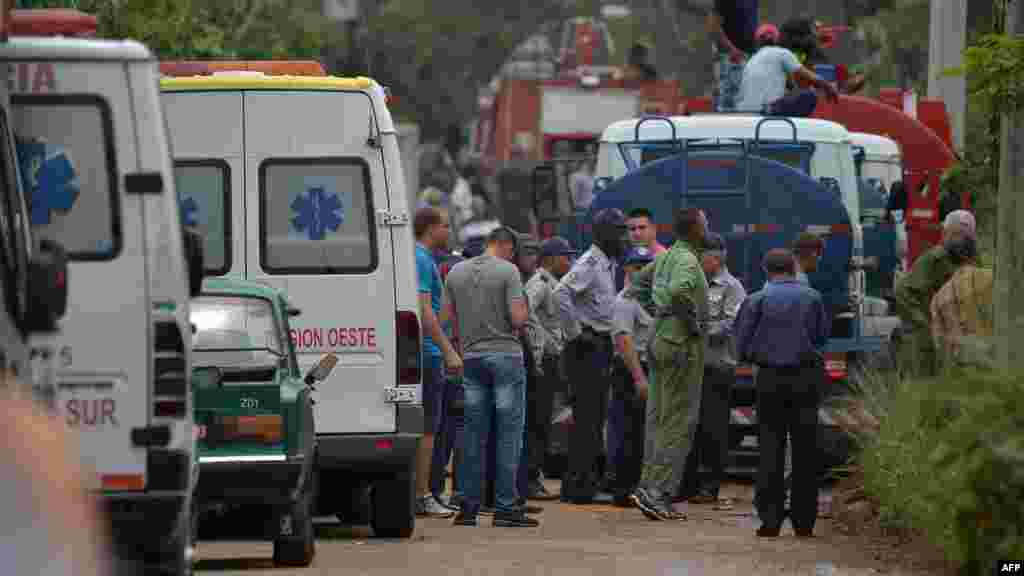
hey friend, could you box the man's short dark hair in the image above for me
[674,208,703,239]
[627,208,654,221]
[763,248,796,275]
[793,232,825,257]
[413,207,443,238]
[487,226,519,249]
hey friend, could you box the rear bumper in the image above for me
[316,403,422,475]
[197,455,306,506]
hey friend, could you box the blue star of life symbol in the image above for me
[16,137,80,226]
[291,186,344,241]
[179,194,199,227]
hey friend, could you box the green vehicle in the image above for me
[189,278,336,567]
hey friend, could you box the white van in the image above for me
[2,35,202,574]
[161,72,423,538]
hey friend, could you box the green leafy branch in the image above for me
[947,33,1024,116]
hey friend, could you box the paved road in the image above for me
[194,482,925,576]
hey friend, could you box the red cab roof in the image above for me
[9,9,97,38]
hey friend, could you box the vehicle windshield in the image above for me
[191,295,283,365]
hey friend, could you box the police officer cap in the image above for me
[461,236,486,258]
[623,245,655,266]
[540,236,577,258]
[593,208,626,227]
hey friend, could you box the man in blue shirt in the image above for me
[734,248,829,538]
[414,207,462,518]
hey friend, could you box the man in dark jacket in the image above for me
[734,249,829,538]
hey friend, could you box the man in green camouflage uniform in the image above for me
[892,210,976,377]
[627,208,709,521]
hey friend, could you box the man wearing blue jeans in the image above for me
[414,207,462,518]
[444,227,537,527]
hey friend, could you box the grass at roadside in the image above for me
[832,364,1024,574]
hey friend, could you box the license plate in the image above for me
[383,386,419,403]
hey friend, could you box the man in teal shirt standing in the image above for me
[628,208,709,521]
[414,207,462,517]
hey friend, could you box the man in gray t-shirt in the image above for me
[444,226,536,527]
[736,29,837,116]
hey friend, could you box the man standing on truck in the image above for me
[707,0,759,112]
[735,22,838,117]
[892,209,976,376]
[414,207,462,518]
[630,208,709,521]
[524,237,576,500]
[680,233,745,510]
[555,209,628,505]
[735,249,830,538]
[446,227,535,528]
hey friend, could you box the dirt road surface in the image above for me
[195,482,928,576]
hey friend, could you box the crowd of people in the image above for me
[412,202,848,537]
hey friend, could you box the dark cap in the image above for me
[461,236,486,258]
[540,236,576,258]
[593,207,626,227]
[623,245,655,266]
[792,232,825,256]
[703,232,726,253]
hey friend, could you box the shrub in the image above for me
[854,367,1024,573]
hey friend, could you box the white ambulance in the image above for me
[2,13,202,575]
[161,72,423,538]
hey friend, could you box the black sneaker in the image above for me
[492,511,540,527]
[452,511,477,526]
[630,488,664,521]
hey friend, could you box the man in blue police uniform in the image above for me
[555,208,629,504]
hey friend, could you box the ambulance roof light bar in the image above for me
[8,8,98,38]
[160,60,326,78]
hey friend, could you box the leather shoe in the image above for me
[794,528,814,538]
[756,526,781,537]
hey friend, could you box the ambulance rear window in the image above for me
[12,96,118,260]
[174,160,230,276]
[258,157,376,275]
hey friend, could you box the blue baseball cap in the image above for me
[623,245,655,266]
[593,207,627,227]
[540,236,577,258]
[461,236,486,258]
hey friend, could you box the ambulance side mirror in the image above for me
[305,353,338,385]
[183,226,204,298]
[24,238,68,334]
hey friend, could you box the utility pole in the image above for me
[927,0,967,150]
[994,0,1024,371]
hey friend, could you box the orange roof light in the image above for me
[160,60,326,78]
[9,9,97,38]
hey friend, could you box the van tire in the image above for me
[371,467,415,538]
[273,471,316,567]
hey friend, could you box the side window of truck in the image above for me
[258,157,377,275]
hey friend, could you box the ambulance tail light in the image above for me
[153,321,188,419]
[396,311,421,385]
